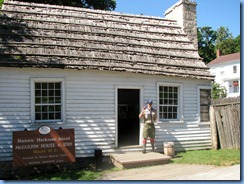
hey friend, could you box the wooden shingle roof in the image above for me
[0,0,214,80]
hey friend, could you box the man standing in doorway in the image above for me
[139,100,157,154]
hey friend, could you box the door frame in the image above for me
[115,86,143,147]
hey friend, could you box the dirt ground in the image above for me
[99,164,240,180]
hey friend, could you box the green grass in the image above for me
[33,170,102,180]
[18,149,239,180]
[171,149,240,166]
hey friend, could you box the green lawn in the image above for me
[33,170,102,180]
[15,149,239,180]
[171,149,240,166]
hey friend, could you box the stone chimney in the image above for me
[164,0,198,50]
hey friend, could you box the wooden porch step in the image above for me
[110,151,172,169]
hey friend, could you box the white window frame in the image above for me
[31,78,65,124]
[197,86,212,124]
[157,82,183,123]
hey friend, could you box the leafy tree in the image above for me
[215,26,239,55]
[13,0,116,10]
[197,26,217,64]
[211,82,227,99]
[216,37,239,55]
[234,35,241,52]
[215,26,233,44]
[0,0,3,9]
[198,26,240,64]
[82,0,116,10]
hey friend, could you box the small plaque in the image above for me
[39,126,51,135]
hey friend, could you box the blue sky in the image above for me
[115,0,241,37]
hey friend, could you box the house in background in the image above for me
[0,0,214,162]
[207,51,240,98]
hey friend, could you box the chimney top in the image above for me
[164,0,198,50]
[216,50,222,58]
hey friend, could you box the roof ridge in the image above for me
[1,9,181,29]
[3,0,176,22]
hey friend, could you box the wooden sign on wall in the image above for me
[13,126,75,167]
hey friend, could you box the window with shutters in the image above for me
[198,87,211,123]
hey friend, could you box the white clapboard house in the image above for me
[208,51,240,98]
[0,0,214,161]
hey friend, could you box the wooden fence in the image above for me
[210,97,240,150]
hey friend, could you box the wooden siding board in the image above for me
[0,68,212,160]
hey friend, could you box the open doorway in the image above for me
[117,89,140,147]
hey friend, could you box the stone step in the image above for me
[110,151,172,169]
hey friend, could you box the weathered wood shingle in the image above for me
[0,0,214,80]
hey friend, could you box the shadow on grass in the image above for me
[1,156,116,180]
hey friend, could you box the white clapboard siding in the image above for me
[0,67,212,161]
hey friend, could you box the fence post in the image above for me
[210,105,218,150]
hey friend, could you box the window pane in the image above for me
[49,113,55,120]
[35,83,41,89]
[55,105,61,112]
[42,83,47,89]
[55,83,61,89]
[233,66,237,73]
[169,93,173,98]
[42,113,48,120]
[55,90,61,96]
[173,107,177,113]
[42,90,47,96]
[159,93,163,98]
[35,106,41,113]
[164,93,168,98]
[35,97,41,104]
[49,90,54,96]
[42,106,48,113]
[163,106,167,113]
[36,113,41,120]
[49,105,54,112]
[55,113,61,119]
[49,83,54,89]
[35,90,41,96]
[42,97,48,103]
[55,97,61,103]
[164,99,168,104]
